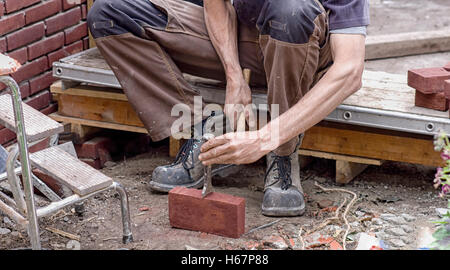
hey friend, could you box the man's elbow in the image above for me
[344,61,364,95]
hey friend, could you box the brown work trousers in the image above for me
[94,0,332,155]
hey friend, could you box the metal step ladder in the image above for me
[0,54,133,250]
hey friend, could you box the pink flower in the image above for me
[442,184,450,195]
[442,152,450,161]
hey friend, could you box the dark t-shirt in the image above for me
[232,0,370,31]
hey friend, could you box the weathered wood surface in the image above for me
[335,161,369,185]
[30,146,113,196]
[302,125,443,167]
[59,48,449,119]
[365,28,450,60]
[0,94,64,142]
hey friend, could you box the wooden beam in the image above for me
[49,113,148,134]
[299,149,383,166]
[302,126,443,167]
[335,161,368,185]
[365,29,450,60]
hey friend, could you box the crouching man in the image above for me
[87,0,369,216]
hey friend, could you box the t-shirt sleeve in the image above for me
[322,0,370,31]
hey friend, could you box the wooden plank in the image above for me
[170,136,183,158]
[298,149,383,166]
[70,123,101,144]
[0,94,64,142]
[51,81,128,101]
[30,146,113,196]
[366,29,450,60]
[54,94,144,127]
[335,161,368,185]
[302,126,443,167]
[49,113,148,134]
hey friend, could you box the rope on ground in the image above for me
[314,182,358,250]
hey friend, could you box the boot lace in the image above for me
[172,138,199,174]
[264,155,292,190]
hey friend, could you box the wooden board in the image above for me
[30,146,112,196]
[299,149,383,166]
[336,161,368,185]
[49,113,148,134]
[51,82,143,127]
[365,29,450,60]
[302,125,443,167]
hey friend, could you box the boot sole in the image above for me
[261,205,306,217]
[148,164,237,193]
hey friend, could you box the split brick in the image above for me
[64,22,87,45]
[0,12,25,36]
[26,90,51,110]
[4,0,40,14]
[62,0,86,11]
[11,56,48,83]
[29,71,56,95]
[28,32,64,60]
[168,186,245,238]
[408,67,450,94]
[6,22,45,51]
[415,90,449,111]
[25,0,61,25]
[7,47,28,64]
[444,62,450,72]
[45,7,81,35]
[75,136,117,159]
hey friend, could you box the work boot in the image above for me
[149,113,233,193]
[261,136,305,217]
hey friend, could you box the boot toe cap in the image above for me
[261,187,306,217]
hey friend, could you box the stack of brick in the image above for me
[74,136,117,170]
[408,62,450,113]
[0,0,89,146]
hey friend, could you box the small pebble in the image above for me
[388,239,406,248]
[0,227,11,235]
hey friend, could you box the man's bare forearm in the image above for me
[204,0,243,83]
[260,34,366,151]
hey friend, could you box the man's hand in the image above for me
[199,130,271,165]
[224,75,256,130]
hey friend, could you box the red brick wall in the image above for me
[0,0,89,146]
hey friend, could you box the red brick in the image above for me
[408,67,450,94]
[4,0,40,14]
[40,102,58,115]
[62,0,86,11]
[0,38,6,53]
[7,47,28,64]
[80,158,102,169]
[25,0,61,25]
[0,128,16,145]
[168,186,245,238]
[75,136,117,159]
[6,22,45,51]
[29,137,50,153]
[445,80,450,100]
[11,56,48,83]
[29,71,56,95]
[0,80,30,98]
[28,32,64,60]
[26,90,51,110]
[444,62,450,72]
[83,37,89,50]
[81,4,87,19]
[45,7,81,35]
[32,169,65,197]
[64,22,87,45]
[0,12,25,36]
[0,1,4,17]
[415,90,449,111]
